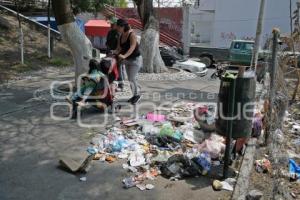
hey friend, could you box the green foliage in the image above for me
[117,0,128,8]
[71,0,115,14]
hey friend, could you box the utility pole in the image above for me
[265,28,280,145]
[47,0,51,58]
[251,0,266,72]
[290,0,293,35]
[182,2,192,55]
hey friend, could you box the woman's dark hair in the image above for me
[99,58,111,75]
[117,19,130,32]
[88,59,99,74]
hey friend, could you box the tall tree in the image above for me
[52,0,93,82]
[71,0,114,15]
[117,0,128,8]
[134,0,167,73]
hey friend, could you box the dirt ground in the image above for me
[0,10,73,82]
[248,102,300,200]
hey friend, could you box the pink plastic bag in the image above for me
[146,113,166,122]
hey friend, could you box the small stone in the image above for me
[246,189,263,200]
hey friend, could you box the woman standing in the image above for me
[115,19,142,105]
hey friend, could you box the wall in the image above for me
[211,0,297,48]
[189,0,215,46]
[115,8,183,40]
[190,10,214,46]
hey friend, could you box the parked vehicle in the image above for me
[190,40,269,67]
[159,46,183,66]
[159,46,208,76]
[173,59,208,76]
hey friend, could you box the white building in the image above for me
[189,0,298,48]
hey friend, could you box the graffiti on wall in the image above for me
[220,32,237,42]
[160,18,182,33]
[220,32,271,46]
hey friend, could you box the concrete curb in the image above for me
[232,138,257,200]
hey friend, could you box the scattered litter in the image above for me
[290,192,297,199]
[212,180,223,191]
[146,113,166,122]
[252,113,263,138]
[289,159,300,180]
[93,153,104,160]
[145,184,155,190]
[224,178,237,186]
[292,125,300,134]
[194,152,211,175]
[292,139,300,146]
[118,153,129,159]
[255,158,271,173]
[212,178,236,191]
[79,177,87,182]
[212,161,221,166]
[87,146,98,155]
[221,180,233,191]
[129,151,146,167]
[122,119,139,127]
[105,155,117,163]
[77,101,238,192]
[197,134,225,159]
[123,177,138,189]
[123,163,138,173]
[136,184,146,191]
[169,177,179,181]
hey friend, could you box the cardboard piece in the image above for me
[59,152,94,173]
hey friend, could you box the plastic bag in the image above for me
[198,134,225,159]
[194,152,211,174]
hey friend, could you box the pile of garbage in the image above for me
[84,102,227,190]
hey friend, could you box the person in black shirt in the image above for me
[115,19,142,105]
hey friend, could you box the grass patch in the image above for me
[10,62,40,73]
[48,57,71,67]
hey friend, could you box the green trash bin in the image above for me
[216,75,256,139]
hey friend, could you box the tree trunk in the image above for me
[15,0,24,65]
[52,0,93,82]
[135,0,167,73]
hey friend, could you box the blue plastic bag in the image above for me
[195,152,211,173]
[289,159,300,179]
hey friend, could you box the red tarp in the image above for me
[85,20,110,37]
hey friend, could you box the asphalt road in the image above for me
[0,69,230,200]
